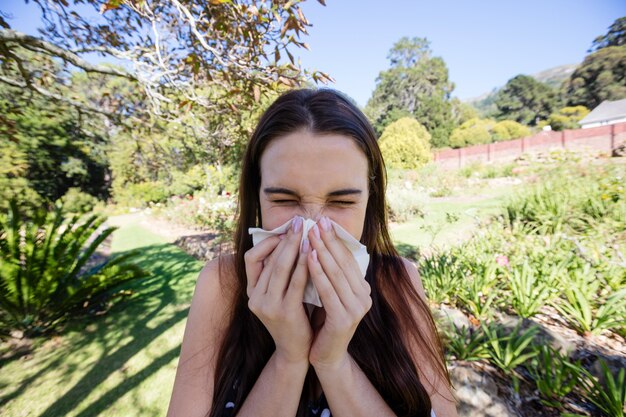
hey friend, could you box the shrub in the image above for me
[0,201,147,336]
[157,192,236,236]
[114,181,170,207]
[449,118,495,148]
[547,106,590,131]
[378,117,432,169]
[60,187,100,214]
[491,120,530,141]
[385,184,425,222]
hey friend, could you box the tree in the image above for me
[589,16,626,52]
[0,0,331,126]
[494,75,557,126]
[365,37,455,148]
[378,117,432,169]
[563,45,626,109]
[0,55,111,209]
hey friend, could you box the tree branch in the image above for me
[0,29,136,80]
[0,74,118,119]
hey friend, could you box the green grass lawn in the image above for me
[0,224,203,417]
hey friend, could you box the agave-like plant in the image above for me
[579,359,626,417]
[528,345,581,408]
[0,201,147,336]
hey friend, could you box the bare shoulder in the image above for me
[166,253,238,417]
[400,257,427,299]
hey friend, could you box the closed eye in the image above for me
[333,201,354,205]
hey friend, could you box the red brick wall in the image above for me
[433,122,626,169]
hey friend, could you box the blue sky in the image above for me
[2,0,625,106]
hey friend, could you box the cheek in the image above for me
[324,206,367,241]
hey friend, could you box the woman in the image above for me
[167,89,457,417]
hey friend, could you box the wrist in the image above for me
[274,349,310,370]
[311,352,352,374]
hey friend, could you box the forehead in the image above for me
[259,130,369,190]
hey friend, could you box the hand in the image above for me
[306,216,372,371]
[244,216,313,364]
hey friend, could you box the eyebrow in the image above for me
[263,187,363,198]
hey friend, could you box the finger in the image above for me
[308,249,343,315]
[254,233,291,296]
[308,223,354,306]
[267,216,304,298]
[245,235,282,293]
[316,217,368,296]
[285,237,310,305]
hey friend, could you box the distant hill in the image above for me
[465,64,578,116]
[532,64,578,89]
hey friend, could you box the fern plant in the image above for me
[0,201,147,336]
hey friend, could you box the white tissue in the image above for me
[248,217,370,307]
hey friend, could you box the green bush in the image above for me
[0,201,147,336]
[449,118,494,148]
[378,117,432,169]
[114,181,170,207]
[491,120,530,141]
[546,106,590,131]
[60,187,100,214]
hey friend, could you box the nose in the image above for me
[301,204,325,222]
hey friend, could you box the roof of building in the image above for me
[579,99,626,125]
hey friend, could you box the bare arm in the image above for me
[235,354,309,416]
[166,257,232,417]
[315,354,396,416]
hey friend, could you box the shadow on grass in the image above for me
[30,241,203,417]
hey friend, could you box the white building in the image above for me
[579,99,626,129]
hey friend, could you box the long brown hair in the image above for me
[209,89,449,417]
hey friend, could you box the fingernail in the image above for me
[320,216,331,232]
[301,238,309,254]
[292,216,303,233]
[312,249,318,263]
[312,224,320,239]
[279,233,286,240]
